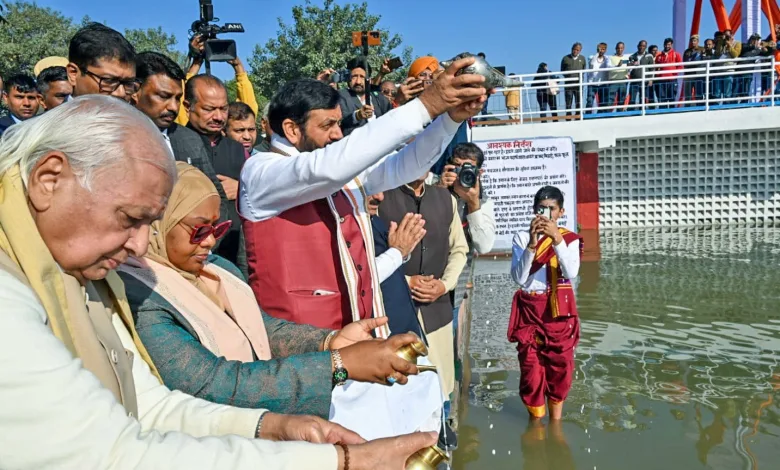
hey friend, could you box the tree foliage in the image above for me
[124,27,188,69]
[248,0,412,99]
[0,1,78,76]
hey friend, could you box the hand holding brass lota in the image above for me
[406,445,449,470]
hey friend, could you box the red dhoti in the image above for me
[508,289,580,418]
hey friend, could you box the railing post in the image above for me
[641,65,646,116]
[519,88,524,125]
[705,61,710,111]
[579,70,585,121]
[773,56,777,108]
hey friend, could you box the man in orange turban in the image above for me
[408,56,439,81]
[397,56,440,106]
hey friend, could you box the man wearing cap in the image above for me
[682,35,704,106]
[338,57,393,136]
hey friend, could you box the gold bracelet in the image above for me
[323,330,338,351]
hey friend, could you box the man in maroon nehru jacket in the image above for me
[239,57,488,337]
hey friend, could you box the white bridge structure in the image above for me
[474,56,780,229]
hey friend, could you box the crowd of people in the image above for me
[504,27,780,119]
[0,22,516,469]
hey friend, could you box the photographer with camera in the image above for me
[338,57,393,136]
[437,143,496,255]
[175,35,258,126]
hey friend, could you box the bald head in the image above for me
[0,95,176,282]
[184,74,229,137]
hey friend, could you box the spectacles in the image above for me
[84,69,141,95]
[189,220,232,244]
[381,89,396,97]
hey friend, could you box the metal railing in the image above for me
[480,55,779,125]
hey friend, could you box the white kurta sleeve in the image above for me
[359,111,461,196]
[240,99,434,222]
[465,198,496,254]
[375,248,404,284]
[553,238,581,280]
[0,271,337,470]
[510,231,535,286]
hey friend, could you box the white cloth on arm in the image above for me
[375,247,404,283]
[239,99,461,222]
[510,231,581,293]
[0,270,337,470]
[465,198,496,254]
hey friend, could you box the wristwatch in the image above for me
[331,349,349,387]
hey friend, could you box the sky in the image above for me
[39,0,776,80]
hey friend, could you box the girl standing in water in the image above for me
[508,186,582,419]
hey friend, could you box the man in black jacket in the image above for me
[338,57,392,136]
[0,74,39,136]
[132,52,238,272]
[183,74,248,274]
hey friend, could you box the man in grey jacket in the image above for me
[560,42,587,119]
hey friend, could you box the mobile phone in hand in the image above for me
[387,57,403,70]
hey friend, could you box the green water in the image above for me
[454,227,780,470]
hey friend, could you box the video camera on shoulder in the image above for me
[190,0,244,62]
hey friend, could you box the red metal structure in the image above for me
[689,0,780,41]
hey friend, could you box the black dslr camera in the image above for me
[453,163,478,189]
[190,0,244,62]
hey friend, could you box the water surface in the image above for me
[454,227,780,470]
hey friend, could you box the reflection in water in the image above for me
[454,228,780,470]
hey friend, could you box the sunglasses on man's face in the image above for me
[189,220,232,244]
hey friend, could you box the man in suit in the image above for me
[131,52,233,265]
[338,57,392,136]
[0,73,40,136]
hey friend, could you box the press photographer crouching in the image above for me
[437,143,496,254]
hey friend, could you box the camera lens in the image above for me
[459,170,477,189]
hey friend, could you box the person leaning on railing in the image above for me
[628,40,654,107]
[682,35,705,106]
[176,35,258,126]
[654,38,682,108]
[737,34,773,102]
[560,42,586,119]
[714,29,741,103]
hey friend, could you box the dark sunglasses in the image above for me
[189,220,232,244]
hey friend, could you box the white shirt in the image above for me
[375,247,404,283]
[510,231,581,293]
[461,198,496,255]
[161,128,173,153]
[0,270,337,469]
[588,55,610,83]
[239,98,461,222]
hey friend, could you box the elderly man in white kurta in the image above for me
[0,96,438,470]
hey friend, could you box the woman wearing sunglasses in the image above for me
[117,163,425,419]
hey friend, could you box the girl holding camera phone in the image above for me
[508,186,582,420]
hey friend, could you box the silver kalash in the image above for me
[440,52,523,89]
